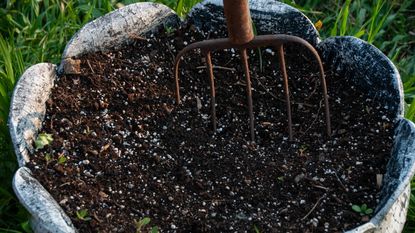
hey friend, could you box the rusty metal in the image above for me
[174,0,331,142]
[223,0,254,45]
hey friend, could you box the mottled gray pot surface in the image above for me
[61,2,179,59]
[9,63,76,233]
[9,1,414,232]
[317,36,413,233]
[14,167,76,233]
[9,63,56,167]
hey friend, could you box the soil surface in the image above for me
[29,7,394,233]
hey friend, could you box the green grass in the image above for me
[0,0,414,232]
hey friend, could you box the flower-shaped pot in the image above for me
[8,1,414,232]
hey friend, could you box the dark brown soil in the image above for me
[29,19,394,233]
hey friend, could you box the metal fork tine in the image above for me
[205,51,217,132]
[240,48,255,142]
[174,34,331,141]
[276,44,293,140]
[315,54,331,137]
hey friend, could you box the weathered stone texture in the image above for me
[9,63,56,167]
[13,167,76,233]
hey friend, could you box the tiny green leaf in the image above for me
[35,133,53,149]
[151,226,159,233]
[44,153,52,163]
[57,155,67,164]
[139,217,151,226]
[136,217,151,232]
[76,209,91,221]
[361,204,367,211]
[365,208,373,215]
[352,205,361,213]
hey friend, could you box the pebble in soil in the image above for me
[29,9,394,233]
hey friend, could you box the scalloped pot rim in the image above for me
[8,1,412,232]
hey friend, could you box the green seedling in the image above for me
[34,133,53,150]
[134,217,159,233]
[151,226,159,233]
[44,153,52,165]
[165,25,176,36]
[135,217,151,233]
[352,204,373,216]
[57,154,67,165]
[299,144,308,156]
[76,209,91,221]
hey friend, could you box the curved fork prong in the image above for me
[307,47,331,137]
[240,48,255,142]
[174,39,235,105]
[174,35,331,140]
[276,44,293,141]
[174,42,208,104]
[279,38,331,137]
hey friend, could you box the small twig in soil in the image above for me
[312,184,330,191]
[223,58,233,67]
[165,44,176,62]
[333,196,346,204]
[254,77,283,102]
[305,177,330,191]
[301,194,326,221]
[334,171,348,192]
[301,99,323,135]
[50,114,55,131]
[93,212,103,223]
[305,77,320,100]
[196,65,236,72]
[254,77,314,108]
[59,182,71,187]
[87,60,95,73]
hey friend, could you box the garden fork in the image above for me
[174,0,331,142]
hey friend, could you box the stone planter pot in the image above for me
[8,1,415,232]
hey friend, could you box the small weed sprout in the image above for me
[35,133,53,150]
[298,144,308,156]
[57,154,67,165]
[135,217,159,233]
[135,217,151,233]
[164,25,176,36]
[151,226,159,233]
[76,209,91,221]
[44,153,52,164]
[352,204,373,216]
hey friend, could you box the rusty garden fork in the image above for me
[174,0,331,142]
